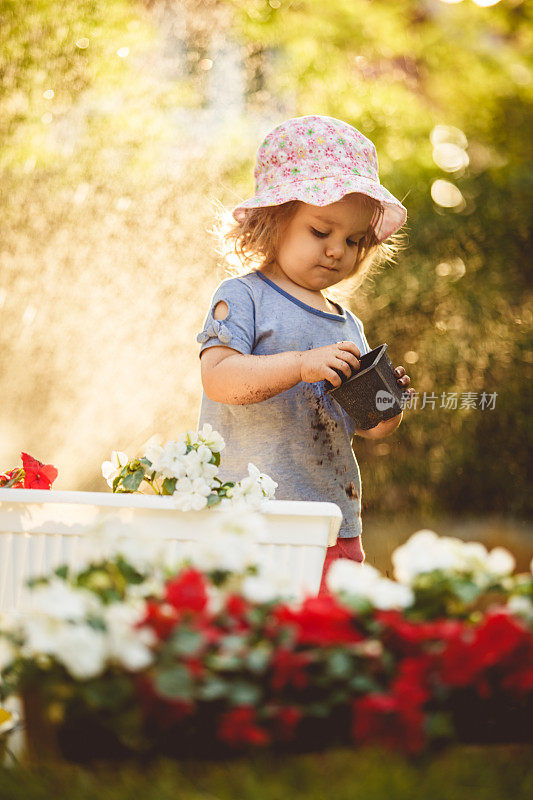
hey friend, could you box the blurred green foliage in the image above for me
[1,746,533,799]
[225,0,533,516]
[0,0,531,517]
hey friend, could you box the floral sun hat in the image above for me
[232,115,407,243]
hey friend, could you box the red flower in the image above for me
[217,706,270,748]
[376,610,464,654]
[0,468,24,488]
[21,452,58,489]
[225,593,249,618]
[270,647,313,691]
[392,655,433,710]
[141,600,181,639]
[269,705,303,741]
[352,693,426,754]
[274,595,363,646]
[135,674,194,729]
[165,568,208,614]
[441,611,532,693]
[183,656,205,679]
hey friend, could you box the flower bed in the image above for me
[1,522,532,763]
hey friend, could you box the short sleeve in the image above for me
[196,278,256,357]
[347,310,371,356]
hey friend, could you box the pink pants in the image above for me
[318,536,364,596]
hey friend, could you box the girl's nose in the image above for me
[325,241,344,259]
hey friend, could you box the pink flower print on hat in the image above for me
[232,115,406,243]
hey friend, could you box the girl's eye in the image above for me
[311,228,361,247]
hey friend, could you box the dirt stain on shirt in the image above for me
[345,481,359,500]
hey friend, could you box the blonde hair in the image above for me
[209,193,407,305]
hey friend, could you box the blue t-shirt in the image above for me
[196,269,371,539]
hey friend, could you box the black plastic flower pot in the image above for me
[324,343,403,430]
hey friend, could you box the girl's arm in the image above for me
[201,340,362,405]
[353,412,403,440]
[201,346,304,405]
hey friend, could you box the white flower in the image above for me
[145,441,188,480]
[126,575,166,600]
[460,542,489,573]
[103,603,155,672]
[370,578,414,610]
[241,574,280,604]
[206,584,225,615]
[101,451,129,488]
[182,532,260,574]
[507,595,533,623]
[392,530,518,586]
[197,423,225,454]
[186,429,200,447]
[226,479,264,511]
[21,616,61,658]
[247,463,278,498]
[326,560,413,610]
[392,530,462,584]
[326,560,380,595]
[53,624,107,681]
[0,635,14,673]
[26,579,101,621]
[144,443,164,471]
[486,547,515,577]
[173,492,209,511]
[241,557,293,603]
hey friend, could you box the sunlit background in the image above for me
[1,0,531,568]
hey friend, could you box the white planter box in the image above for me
[0,489,342,611]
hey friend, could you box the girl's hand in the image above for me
[300,341,361,386]
[394,365,415,399]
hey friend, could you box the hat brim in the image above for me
[231,174,407,243]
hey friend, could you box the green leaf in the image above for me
[207,493,221,507]
[211,452,221,467]
[228,681,261,706]
[208,653,242,672]
[162,477,177,495]
[349,674,380,693]
[306,703,330,718]
[327,651,353,679]
[169,628,202,656]
[221,634,247,653]
[425,711,455,741]
[54,565,69,580]
[199,678,228,701]
[453,580,481,604]
[122,468,145,492]
[154,666,193,700]
[245,647,271,674]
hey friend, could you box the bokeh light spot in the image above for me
[431,179,465,209]
[405,351,419,364]
[433,142,469,172]
[43,89,54,100]
[117,47,130,58]
[76,38,89,49]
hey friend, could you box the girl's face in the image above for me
[271,194,376,293]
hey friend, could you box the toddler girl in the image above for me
[196,115,414,594]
